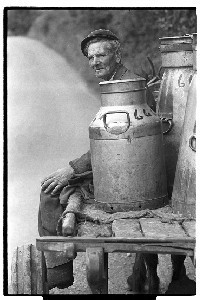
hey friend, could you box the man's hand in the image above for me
[41,165,75,195]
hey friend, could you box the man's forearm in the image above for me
[69,150,92,174]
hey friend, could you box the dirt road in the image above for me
[7,36,100,281]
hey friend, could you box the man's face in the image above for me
[87,41,119,80]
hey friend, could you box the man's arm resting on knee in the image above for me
[41,150,92,194]
[69,150,92,174]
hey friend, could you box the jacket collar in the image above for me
[110,63,128,81]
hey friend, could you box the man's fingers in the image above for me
[51,185,62,195]
[41,178,49,185]
[41,176,54,186]
[41,178,55,190]
[44,181,59,194]
[41,172,57,185]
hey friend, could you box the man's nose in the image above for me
[91,56,100,66]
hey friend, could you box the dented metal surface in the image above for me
[89,79,168,210]
[157,35,194,197]
[172,33,197,218]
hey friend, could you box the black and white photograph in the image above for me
[3,2,198,298]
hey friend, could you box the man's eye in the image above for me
[88,54,107,61]
[88,57,93,61]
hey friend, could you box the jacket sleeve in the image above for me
[69,150,92,174]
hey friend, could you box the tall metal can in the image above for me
[156,35,194,198]
[89,79,168,212]
[171,33,197,218]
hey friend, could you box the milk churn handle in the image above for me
[102,111,130,133]
[189,134,196,152]
[189,122,196,152]
[161,117,173,134]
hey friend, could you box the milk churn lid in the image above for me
[81,29,119,56]
[159,35,193,53]
[99,78,146,94]
[159,35,193,45]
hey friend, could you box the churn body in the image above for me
[89,79,168,212]
[157,35,194,198]
[172,34,197,218]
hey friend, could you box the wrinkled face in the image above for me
[87,41,119,80]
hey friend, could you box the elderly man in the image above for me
[40,29,156,196]
[82,29,141,81]
[38,29,159,292]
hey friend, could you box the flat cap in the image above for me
[81,29,119,56]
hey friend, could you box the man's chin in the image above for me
[94,70,106,79]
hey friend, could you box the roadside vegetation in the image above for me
[7,9,197,92]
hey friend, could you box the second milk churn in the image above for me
[157,35,194,198]
[89,78,168,212]
[172,33,197,218]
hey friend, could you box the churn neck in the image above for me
[159,34,193,69]
[99,78,147,107]
[159,34,193,45]
[192,33,197,72]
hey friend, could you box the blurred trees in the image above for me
[6,9,197,91]
[7,10,41,35]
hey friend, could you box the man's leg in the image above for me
[144,253,159,294]
[38,191,74,290]
[166,255,195,294]
[127,253,159,294]
[171,254,186,280]
[127,253,147,293]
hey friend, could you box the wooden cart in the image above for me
[11,207,195,294]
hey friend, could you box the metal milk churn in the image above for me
[171,33,197,218]
[89,78,168,212]
[156,35,194,198]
